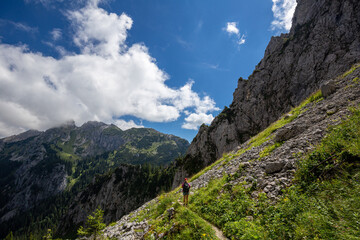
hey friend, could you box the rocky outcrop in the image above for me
[320,80,338,98]
[101,61,360,240]
[58,164,174,237]
[189,65,360,200]
[175,0,360,185]
[102,199,157,240]
[2,129,42,143]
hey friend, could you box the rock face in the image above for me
[174,0,360,185]
[102,62,360,240]
[58,164,173,237]
[189,65,360,201]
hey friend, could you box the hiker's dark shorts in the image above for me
[183,191,189,196]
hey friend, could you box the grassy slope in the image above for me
[189,106,360,239]
[124,65,360,240]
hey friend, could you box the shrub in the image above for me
[223,219,265,240]
[77,207,106,239]
[295,106,360,188]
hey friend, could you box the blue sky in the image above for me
[0,0,296,142]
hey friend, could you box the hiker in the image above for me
[182,178,191,206]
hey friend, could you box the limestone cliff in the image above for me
[58,164,175,237]
[174,0,360,186]
[101,58,360,240]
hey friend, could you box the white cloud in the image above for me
[0,1,218,137]
[182,113,214,130]
[176,36,192,50]
[50,28,62,41]
[225,22,239,35]
[271,0,297,31]
[114,119,144,130]
[224,22,246,45]
[176,81,219,130]
[0,19,38,33]
[238,35,246,45]
[173,80,219,114]
[67,4,133,57]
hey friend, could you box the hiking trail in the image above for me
[177,199,228,240]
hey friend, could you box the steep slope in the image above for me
[100,63,360,240]
[58,163,176,238]
[0,122,188,238]
[175,0,360,185]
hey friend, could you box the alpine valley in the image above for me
[2,0,360,239]
[0,122,189,238]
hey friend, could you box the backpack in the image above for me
[183,182,190,192]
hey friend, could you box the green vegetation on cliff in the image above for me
[189,90,323,183]
[130,103,360,239]
[0,126,188,239]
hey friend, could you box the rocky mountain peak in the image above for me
[174,0,360,185]
[2,129,42,143]
[62,120,76,127]
[80,121,108,129]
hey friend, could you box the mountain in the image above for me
[101,60,360,240]
[58,163,176,238]
[173,0,360,186]
[0,122,188,238]
[3,0,360,238]
[74,0,360,238]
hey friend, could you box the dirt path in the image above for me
[177,199,228,240]
[202,218,228,240]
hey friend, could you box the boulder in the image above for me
[265,162,285,174]
[321,80,338,98]
[274,125,305,142]
[167,207,175,220]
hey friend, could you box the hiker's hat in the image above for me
[185,178,187,181]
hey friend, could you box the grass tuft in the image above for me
[259,142,283,159]
[341,63,360,78]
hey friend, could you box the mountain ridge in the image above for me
[3,0,360,238]
[0,121,189,238]
[101,61,360,240]
[173,0,360,186]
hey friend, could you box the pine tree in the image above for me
[77,207,106,239]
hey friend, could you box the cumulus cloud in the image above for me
[271,0,297,31]
[114,119,144,130]
[224,22,246,45]
[0,1,218,137]
[225,22,239,35]
[176,80,219,130]
[182,113,214,130]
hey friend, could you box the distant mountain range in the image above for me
[0,121,188,238]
